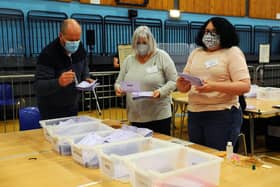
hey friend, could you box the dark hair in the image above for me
[195,17,239,49]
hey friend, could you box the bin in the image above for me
[19,107,41,131]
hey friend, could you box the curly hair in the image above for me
[195,17,239,49]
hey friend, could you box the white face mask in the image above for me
[137,44,149,56]
[202,32,220,50]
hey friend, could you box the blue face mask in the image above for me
[64,40,80,54]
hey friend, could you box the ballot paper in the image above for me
[120,81,140,92]
[131,91,154,100]
[121,125,153,137]
[104,129,140,143]
[76,80,99,91]
[178,72,203,86]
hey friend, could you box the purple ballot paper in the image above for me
[120,81,140,92]
[178,72,203,86]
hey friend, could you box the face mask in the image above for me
[202,32,220,50]
[64,40,80,54]
[137,44,149,56]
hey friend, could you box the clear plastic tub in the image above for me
[49,122,113,155]
[39,115,99,142]
[123,146,222,187]
[71,130,143,168]
[95,137,180,182]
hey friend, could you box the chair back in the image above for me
[0,83,14,104]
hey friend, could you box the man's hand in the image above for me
[85,78,94,83]
[58,70,75,87]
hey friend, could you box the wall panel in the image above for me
[249,0,280,19]
[100,0,173,10]
[180,0,245,17]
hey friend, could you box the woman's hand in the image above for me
[153,90,160,98]
[176,77,191,92]
[115,87,124,97]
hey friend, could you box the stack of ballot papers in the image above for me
[76,126,153,146]
[71,127,153,168]
[76,80,99,91]
[178,72,203,86]
[131,91,154,100]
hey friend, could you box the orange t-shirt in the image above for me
[183,46,250,112]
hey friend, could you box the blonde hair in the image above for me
[132,26,157,54]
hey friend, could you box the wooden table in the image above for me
[245,98,280,155]
[171,92,188,137]
[0,129,280,187]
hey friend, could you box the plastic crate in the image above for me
[95,137,180,182]
[124,146,222,187]
[39,115,100,142]
[49,122,113,155]
[257,87,280,100]
[71,130,143,168]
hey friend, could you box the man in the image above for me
[34,19,93,120]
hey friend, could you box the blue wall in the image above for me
[0,0,279,27]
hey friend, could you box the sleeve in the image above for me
[183,48,198,73]
[228,47,250,81]
[114,55,131,90]
[158,51,178,97]
[34,53,61,96]
[81,58,90,80]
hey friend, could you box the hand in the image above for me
[153,90,160,98]
[85,78,94,83]
[176,77,191,92]
[115,87,124,96]
[195,80,213,93]
[58,70,75,87]
[113,57,120,68]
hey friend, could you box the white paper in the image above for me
[178,72,203,86]
[76,80,99,91]
[120,81,140,92]
[131,91,154,100]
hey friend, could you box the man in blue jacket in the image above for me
[35,18,93,120]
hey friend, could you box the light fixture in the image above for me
[169,9,181,19]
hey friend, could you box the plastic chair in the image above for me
[19,107,41,131]
[0,83,18,132]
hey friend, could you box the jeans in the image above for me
[188,107,242,151]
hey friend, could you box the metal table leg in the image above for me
[249,113,255,155]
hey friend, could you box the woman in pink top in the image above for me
[176,17,251,151]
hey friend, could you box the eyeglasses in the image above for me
[204,29,217,36]
[136,41,148,45]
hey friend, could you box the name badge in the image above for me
[205,59,218,68]
[146,66,158,73]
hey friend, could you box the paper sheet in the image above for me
[131,91,154,100]
[76,80,99,91]
[178,72,203,86]
[120,81,140,92]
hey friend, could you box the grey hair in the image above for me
[132,26,157,54]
